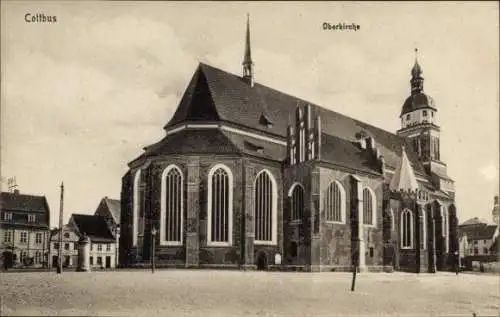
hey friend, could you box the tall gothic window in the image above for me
[401,209,413,249]
[290,183,305,221]
[419,208,426,250]
[254,170,277,245]
[207,165,233,246]
[362,187,375,226]
[299,124,305,162]
[442,206,449,253]
[325,181,345,223]
[133,169,144,247]
[160,165,183,246]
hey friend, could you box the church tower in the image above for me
[397,49,454,195]
[242,14,254,87]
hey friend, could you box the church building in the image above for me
[119,17,458,273]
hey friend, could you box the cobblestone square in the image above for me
[1,270,498,316]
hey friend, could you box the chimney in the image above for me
[13,189,20,195]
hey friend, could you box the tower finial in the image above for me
[242,13,254,87]
[410,48,423,93]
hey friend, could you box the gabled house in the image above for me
[94,197,121,265]
[68,214,117,269]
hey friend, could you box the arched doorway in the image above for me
[256,251,268,271]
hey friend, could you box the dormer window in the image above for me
[259,114,273,128]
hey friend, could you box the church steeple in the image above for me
[242,13,254,87]
[410,48,424,94]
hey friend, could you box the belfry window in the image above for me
[207,165,233,246]
[362,187,376,226]
[160,165,183,246]
[254,171,277,244]
[290,183,305,221]
[325,181,345,223]
[401,209,413,249]
[423,110,428,117]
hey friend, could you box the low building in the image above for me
[93,197,121,265]
[459,217,498,268]
[0,190,50,269]
[48,225,79,269]
[68,214,117,269]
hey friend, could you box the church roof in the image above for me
[163,63,427,176]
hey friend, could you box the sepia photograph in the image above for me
[0,1,499,316]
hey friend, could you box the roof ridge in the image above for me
[198,63,403,139]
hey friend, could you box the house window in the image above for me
[35,251,42,264]
[97,257,102,266]
[483,247,488,254]
[254,170,277,244]
[64,233,70,238]
[3,212,13,221]
[90,256,94,265]
[106,244,111,251]
[401,209,413,249]
[74,242,78,250]
[289,183,305,221]
[64,243,70,250]
[54,242,59,250]
[325,181,345,223]
[132,169,143,247]
[362,187,376,226]
[160,165,183,246]
[474,240,478,245]
[28,214,36,222]
[35,233,42,244]
[483,240,486,244]
[4,231,12,243]
[97,244,102,252]
[20,251,27,263]
[207,165,233,246]
[369,247,374,258]
[474,248,478,255]
[20,231,28,243]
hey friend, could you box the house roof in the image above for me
[0,191,49,213]
[460,217,490,226]
[70,214,115,243]
[103,197,121,224]
[459,223,498,241]
[161,63,429,178]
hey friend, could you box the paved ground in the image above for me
[0,270,498,316]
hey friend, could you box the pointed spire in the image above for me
[410,48,424,94]
[411,48,422,78]
[390,145,419,192]
[242,13,254,87]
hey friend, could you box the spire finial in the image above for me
[242,13,254,87]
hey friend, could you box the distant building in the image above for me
[93,197,121,265]
[68,214,117,269]
[459,217,498,257]
[48,225,79,269]
[0,190,50,269]
[492,196,499,226]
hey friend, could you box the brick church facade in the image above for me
[119,18,458,273]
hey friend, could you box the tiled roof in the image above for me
[459,223,498,241]
[220,130,287,162]
[71,214,115,243]
[163,63,428,177]
[0,191,49,213]
[460,217,489,226]
[104,197,121,224]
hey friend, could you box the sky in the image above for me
[1,1,499,227]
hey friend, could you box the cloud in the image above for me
[480,164,499,182]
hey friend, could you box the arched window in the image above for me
[442,206,449,253]
[325,180,345,223]
[160,165,184,246]
[289,183,305,221]
[419,207,426,250]
[132,169,142,247]
[207,164,233,246]
[401,209,413,249]
[254,170,278,245]
[362,187,376,226]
